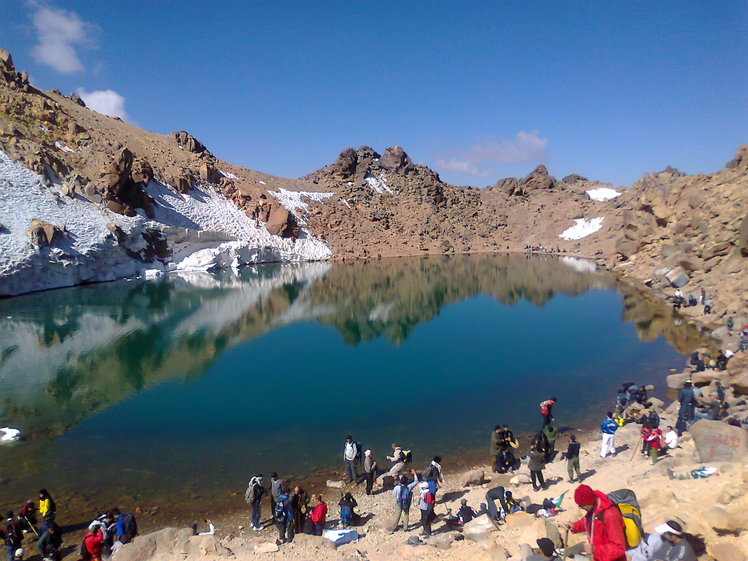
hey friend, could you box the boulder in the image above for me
[199,162,222,184]
[494,177,520,196]
[665,267,689,288]
[666,373,689,390]
[114,527,194,561]
[330,148,358,179]
[689,419,748,462]
[380,146,412,171]
[326,479,344,489]
[263,204,299,238]
[504,511,535,530]
[26,219,64,247]
[702,240,732,261]
[518,165,556,192]
[462,515,497,542]
[254,541,279,554]
[562,174,588,184]
[131,159,154,184]
[69,92,86,107]
[737,213,748,257]
[730,372,748,396]
[725,145,748,170]
[509,473,531,486]
[709,541,746,561]
[429,531,461,549]
[291,533,337,550]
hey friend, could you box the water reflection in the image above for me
[0,255,705,442]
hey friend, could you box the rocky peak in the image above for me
[562,174,588,184]
[0,48,14,72]
[493,164,556,196]
[726,145,748,170]
[379,145,412,171]
[170,130,208,155]
[0,47,29,91]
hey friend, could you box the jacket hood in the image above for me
[592,490,614,514]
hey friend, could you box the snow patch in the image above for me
[257,180,266,185]
[586,188,621,201]
[268,188,333,222]
[54,141,75,153]
[364,173,393,194]
[220,170,237,180]
[559,217,604,240]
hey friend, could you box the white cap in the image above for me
[365,449,371,456]
[654,521,682,535]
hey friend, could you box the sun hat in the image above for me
[654,520,683,535]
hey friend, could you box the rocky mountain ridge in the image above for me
[0,45,746,317]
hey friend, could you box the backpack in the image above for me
[607,489,643,548]
[80,537,92,560]
[274,500,287,523]
[401,449,413,463]
[353,441,363,463]
[3,522,19,547]
[397,484,412,507]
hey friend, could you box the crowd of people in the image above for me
[0,489,139,561]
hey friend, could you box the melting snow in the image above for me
[269,188,333,222]
[364,173,393,194]
[220,170,237,180]
[586,188,621,201]
[54,141,75,153]
[559,217,604,240]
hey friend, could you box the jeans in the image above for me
[344,459,357,482]
[567,456,580,481]
[6,545,16,561]
[251,500,261,528]
[485,486,508,521]
[530,470,545,490]
[393,504,410,531]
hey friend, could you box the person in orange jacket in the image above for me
[564,485,626,561]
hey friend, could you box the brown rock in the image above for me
[494,177,520,196]
[689,419,748,462]
[665,267,689,288]
[737,213,748,257]
[725,145,748,170]
[26,219,64,247]
[709,542,746,561]
[290,533,337,550]
[518,165,556,191]
[131,159,154,184]
[702,240,732,261]
[265,204,299,238]
[380,146,412,171]
[170,130,207,154]
[198,162,221,184]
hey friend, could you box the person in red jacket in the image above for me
[84,522,105,561]
[309,495,327,537]
[564,484,626,561]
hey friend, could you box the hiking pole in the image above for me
[629,438,641,461]
[23,516,38,537]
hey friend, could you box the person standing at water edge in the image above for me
[245,474,264,531]
[417,481,436,536]
[490,425,502,471]
[343,435,359,484]
[270,473,281,519]
[290,485,310,534]
[36,521,62,561]
[273,487,293,545]
[363,449,377,495]
[540,397,556,427]
[564,434,581,482]
[38,489,56,533]
[600,411,618,458]
[391,472,418,532]
[385,443,406,478]
[566,484,627,561]
[422,456,444,496]
[83,521,105,561]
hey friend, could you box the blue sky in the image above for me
[1,1,746,186]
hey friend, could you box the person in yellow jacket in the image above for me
[38,489,56,534]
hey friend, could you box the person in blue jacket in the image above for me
[600,411,618,458]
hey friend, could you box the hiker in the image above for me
[19,500,36,534]
[528,444,547,491]
[112,508,137,544]
[416,481,436,536]
[490,425,503,471]
[616,383,633,408]
[38,489,56,533]
[309,495,327,536]
[445,498,478,531]
[677,381,696,433]
[83,521,106,561]
[645,427,664,464]
[703,298,712,314]
[36,521,62,561]
[270,473,282,518]
[343,435,360,484]
[565,485,627,561]
[540,397,557,427]
[532,431,549,458]
[715,350,728,371]
[664,426,678,450]
[485,486,510,522]
[392,472,418,532]
[600,411,618,458]
[543,422,559,461]
[385,444,407,478]
[564,434,581,482]
[653,520,697,561]
[274,487,293,544]
[338,492,358,528]
[290,485,310,534]
[499,424,516,450]
[496,448,515,474]
[245,474,264,531]
[640,426,652,459]
[363,449,377,495]
[422,456,444,496]
[1,511,22,561]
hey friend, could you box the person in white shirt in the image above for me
[664,426,678,449]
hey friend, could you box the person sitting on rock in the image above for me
[444,498,478,531]
[520,537,563,561]
[496,447,515,474]
[664,426,678,450]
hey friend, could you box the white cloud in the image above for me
[76,88,131,122]
[30,4,98,74]
[437,130,549,177]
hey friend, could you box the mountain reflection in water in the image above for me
[0,254,707,517]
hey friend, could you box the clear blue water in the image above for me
[0,255,701,519]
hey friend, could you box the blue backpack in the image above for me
[397,484,412,506]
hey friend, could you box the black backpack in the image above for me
[3,523,18,547]
[122,513,138,542]
[274,500,287,522]
[353,441,363,463]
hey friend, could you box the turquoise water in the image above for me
[0,255,701,518]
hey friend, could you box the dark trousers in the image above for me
[530,470,545,490]
[486,486,509,520]
[365,471,374,495]
[542,413,552,427]
[251,500,261,528]
[276,520,293,543]
[313,523,324,536]
[344,459,357,482]
[420,505,434,535]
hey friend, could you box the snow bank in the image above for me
[364,173,393,194]
[268,188,333,222]
[586,188,621,201]
[0,150,331,296]
[559,217,604,240]
[220,170,237,179]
